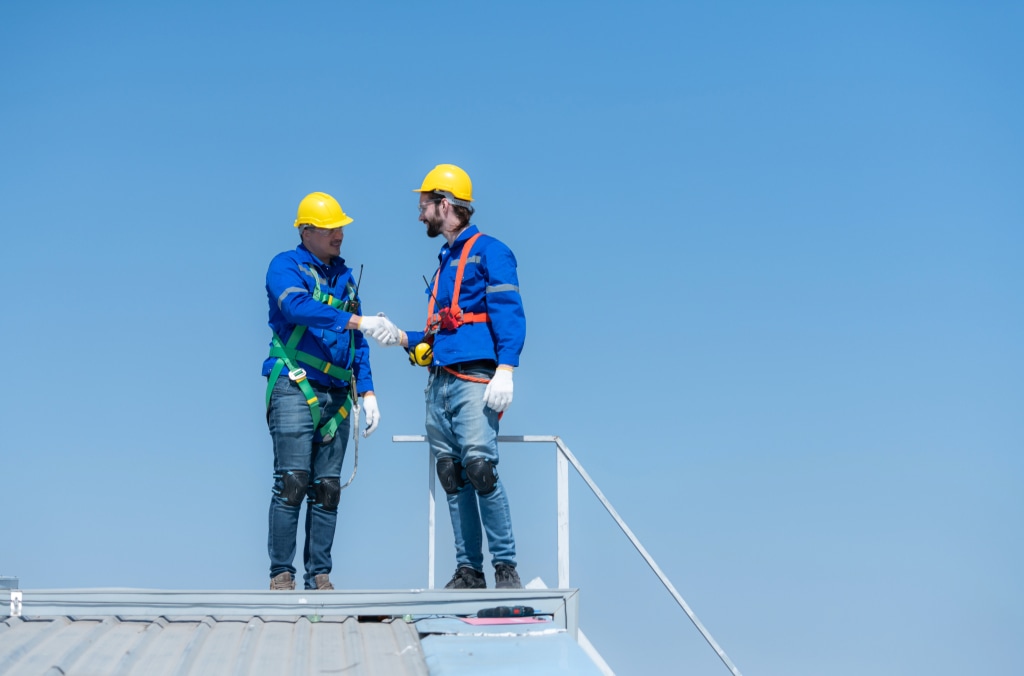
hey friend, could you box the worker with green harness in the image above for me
[263,191,402,591]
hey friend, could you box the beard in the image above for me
[425,214,444,238]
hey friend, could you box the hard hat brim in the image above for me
[412,187,474,203]
[293,215,354,229]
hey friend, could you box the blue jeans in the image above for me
[267,377,351,589]
[425,365,517,571]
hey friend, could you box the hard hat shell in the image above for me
[293,192,353,229]
[413,164,473,202]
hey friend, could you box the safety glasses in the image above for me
[417,198,443,214]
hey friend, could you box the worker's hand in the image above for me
[361,393,380,437]
[482,366,514,413]
[358,313,403,347]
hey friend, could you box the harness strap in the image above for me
[438,365,504,421]
[441,365,492,384]
[268,344,353,383]
[450,232,482,319]
[426,232,489,333]
[266,264,358,441]
[267,330,325,426]
[318,385,354,444]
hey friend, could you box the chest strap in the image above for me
[426,232,490,334]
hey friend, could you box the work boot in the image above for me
[314,574,334,590]
[494,563,522,589]
[269,572,295,590]
[444,566,487,590]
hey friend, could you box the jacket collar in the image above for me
[439,224,479,260]
[297,243,347,274]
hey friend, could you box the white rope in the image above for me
[339,400,359,491]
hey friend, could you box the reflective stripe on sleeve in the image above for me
[277,286,307,310]
[485,284,519,294]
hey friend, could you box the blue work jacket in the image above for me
[262,244,374,392]
[405,225,526,367]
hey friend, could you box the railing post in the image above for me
[557,444,570,588]
[428,452,436,589]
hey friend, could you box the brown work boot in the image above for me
[269,572,295,590]
[314,574,334,590]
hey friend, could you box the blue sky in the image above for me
[2,1,1021,674]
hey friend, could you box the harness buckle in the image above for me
[437,307,464,331]
[288,368,307,383]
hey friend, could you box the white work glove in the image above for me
[361,393,380,437]
[358,313,402,347]
[482,366,514,413]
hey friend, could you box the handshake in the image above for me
[357,314,405,347]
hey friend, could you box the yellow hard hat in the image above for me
[413,164,473,202]
[293,192,353,229]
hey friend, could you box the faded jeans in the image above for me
[267,376,350,589]
[425,365,517,571]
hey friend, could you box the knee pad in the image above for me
[314,477,341,511]
[465,458,498,496]
[436,457,465,495]
[277,470,309,507]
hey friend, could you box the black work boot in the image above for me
[494,563,522,589]
[445,566,487,589]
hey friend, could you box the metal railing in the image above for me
[392,434,743,676]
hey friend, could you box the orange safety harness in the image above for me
[426,232,489,334]
[424,232,494,385]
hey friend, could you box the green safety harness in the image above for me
[265,265,358,443]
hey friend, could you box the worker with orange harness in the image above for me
[384,164,526,589]
[263,192,401,591]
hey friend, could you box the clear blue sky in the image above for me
[2,2,1021,674]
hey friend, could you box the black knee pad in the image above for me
[465,458,498,496]
[314,477,341,511]
[436,457,465,495]
[277,470,309,507]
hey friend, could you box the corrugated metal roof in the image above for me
[1,587,605,675]
[0,615,427,676]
